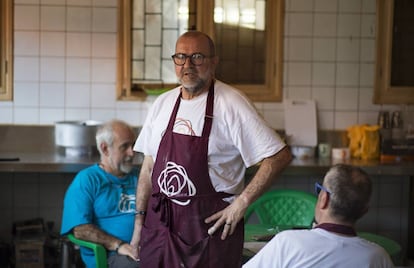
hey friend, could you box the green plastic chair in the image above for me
[245,189,317,228]
[67,233,108,268]
[358,232,402,266]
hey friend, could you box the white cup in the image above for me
[332,147,350,160]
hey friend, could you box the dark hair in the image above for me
[324,164,372,223]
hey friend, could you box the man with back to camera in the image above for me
[130,31,292,267]
[243,164,394,268]
[61,120,140,268]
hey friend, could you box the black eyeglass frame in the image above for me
[171,52,214,66]
[314,182,332,195]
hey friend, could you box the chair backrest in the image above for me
[245,189,317,228]
[357,232,402,266]
[67,233,108,268]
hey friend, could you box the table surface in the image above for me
[1,151,413,175]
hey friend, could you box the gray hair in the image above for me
[95,119,133,155]
[324,164,372,223]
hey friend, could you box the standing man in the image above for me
[131,31,292,267]
[61,120,140,268]
[243,164,394,268]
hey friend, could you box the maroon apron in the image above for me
[139,83,244,268]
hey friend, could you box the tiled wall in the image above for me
[0,0,412,128]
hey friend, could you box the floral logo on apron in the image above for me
[157,161,196,206]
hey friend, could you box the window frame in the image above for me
[117,0,284,102]
[374,0,414,104]
[0,0,13,101]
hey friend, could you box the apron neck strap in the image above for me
[167,81,215,138]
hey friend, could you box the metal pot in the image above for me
[55,120,102,156]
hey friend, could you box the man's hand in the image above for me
[117,243,139,261]
[204,196,248,240]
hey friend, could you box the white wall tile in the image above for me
[286,86,312,100]
[90,108,116,121]
[317,110,334,130]
[91,84,116,108]
[0,108,13,124]
[68,0,92,6]
[287,63,312,86]
[357,111,378,125]
[359,63,374,87]
[312,38,336,61]
[116,108,144,127]
[336,63,359,86]
[14,82,39,106]
[361,15,376,38]
[92,7,117,33]
[314,0,338,12]
[289,0,314,12]
[359,87,379,111]
[288,13,313,37]
[40,6,66,31]
[39,82,65,107]
[287,37,312,61]
[15,0,40,4]
[65,108,91,120]
[66,33,92,57]
[14,5,40,30]
[66,58,91,82]
[40,57,65,82]
[91,59,116,83]
[40,32,66,56]
[93,0,117,7]
[313,14,337,37]
[14,57,40,82]
[337,14,361,37]
[14,31,40,56]
[92,33,116,57]
[334,111,358,129]
[14,108,40,124]
[41,0,66,4]
[313,87,335,110]
[336,38,360,62]
[335,87,358,110]
[312,63,335,86]
[67,7,92,32]
[362,0,376,13]
[360,39,375,62]
[39,108,65,124]
[338,0,361,13]
[66,83,91,108]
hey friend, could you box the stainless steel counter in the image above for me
[1,151,413,176]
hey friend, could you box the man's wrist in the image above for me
[115,241,127,253]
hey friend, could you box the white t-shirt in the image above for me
[134,80,285,195]
[243,228,395,268]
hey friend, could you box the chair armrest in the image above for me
[67,233,108,268]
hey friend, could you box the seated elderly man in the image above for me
[243,164,394,268]
[61,120,140,268]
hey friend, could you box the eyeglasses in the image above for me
[171,53,213,66]
[314,182,332,195]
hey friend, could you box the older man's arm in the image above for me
[205,146,292,239]
[73,224,138,260]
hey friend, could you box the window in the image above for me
[117,0,284,102]
[0,0,13,101]
[374,0,414,104]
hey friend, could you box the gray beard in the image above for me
[181,78,208,95]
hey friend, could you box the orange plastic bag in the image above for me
[347,125,380,160]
